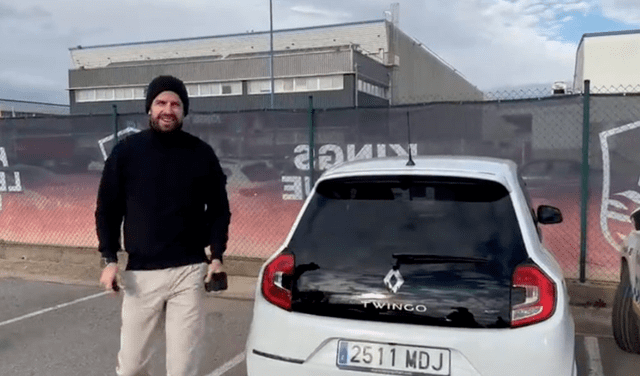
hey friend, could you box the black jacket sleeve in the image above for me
[205,150,231,262]
[95,143,126,263]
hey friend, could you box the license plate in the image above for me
[337,340,451,375]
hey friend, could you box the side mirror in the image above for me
[537,205,562,225]
[630,208,640,231]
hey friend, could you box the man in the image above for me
[96,75,231,376]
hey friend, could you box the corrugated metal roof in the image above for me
[68,47,365,88]
[70,19,385,50]
[70,20,389,70]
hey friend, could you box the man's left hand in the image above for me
[205,259,223,283]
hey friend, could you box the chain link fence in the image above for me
[587,87,640,282]
[2,86,640,282]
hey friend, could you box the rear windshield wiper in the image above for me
[392,253,489,269]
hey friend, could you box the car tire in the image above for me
[612,266,640,353]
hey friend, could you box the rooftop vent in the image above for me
[552,81,567,95]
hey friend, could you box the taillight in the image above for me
[261,254,295,310]
[511,264,556,328]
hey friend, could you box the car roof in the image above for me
[319,156,516,188]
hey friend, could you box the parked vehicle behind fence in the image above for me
[613,207,640,353]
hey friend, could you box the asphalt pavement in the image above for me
[1,274,637,376]
[0,244,635,375]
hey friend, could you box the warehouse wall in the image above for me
[391,27,484,104]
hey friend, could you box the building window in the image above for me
[76,81,241,103]
[248,75,344,95]
[115,88,134,100]
[75,87,146,103]
[282,78,294,92]
[320,76,342,90]
[295,77,308,91]
[357,79,388,99]
[248,80,273,94]
[134,88,145,99]
[187,82,242,97]
[95,89,113,101]
[200,84,214,96]
[75,90,95,102]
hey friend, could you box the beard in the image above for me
[149,114,183,133]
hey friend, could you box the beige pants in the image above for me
[116,263,206,376]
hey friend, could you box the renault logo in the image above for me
[384,268,404,293]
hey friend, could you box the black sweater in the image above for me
[95,129,231,270]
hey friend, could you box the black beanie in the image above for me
[145,75,189,116]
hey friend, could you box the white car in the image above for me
[613,207,640,353]
[246,156,576,376]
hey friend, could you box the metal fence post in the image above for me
[112,105,119,143]
[308,96,315,188]
[579,80,591,283]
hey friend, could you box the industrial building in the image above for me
[0,99,69,118]
[573,29,640,93]
[68,19,483,115]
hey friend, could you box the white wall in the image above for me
[575,32,640,92]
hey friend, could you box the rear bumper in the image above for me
[246,294,575,376]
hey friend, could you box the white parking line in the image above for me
[205,351,246,376]
[584,336,604,376]
[0,291,109,328]
[1,291,246,375]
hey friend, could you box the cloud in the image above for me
[0,0,619,103]
[0,71,66,103]
[600,0,640,25]
[388,0,581,90]
[0,71,58,88]
[290,5,351,19]
[0,3,50,19]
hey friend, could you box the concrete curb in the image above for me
[0,241,622,306]
[566,279,617,308]
[0,241,263,300]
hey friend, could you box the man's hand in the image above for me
[204,259,223,283]
[99,263,119,293]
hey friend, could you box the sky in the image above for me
[1,0,640,105]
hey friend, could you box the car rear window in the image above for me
[286,175,528,327]
[288,175,526,270]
